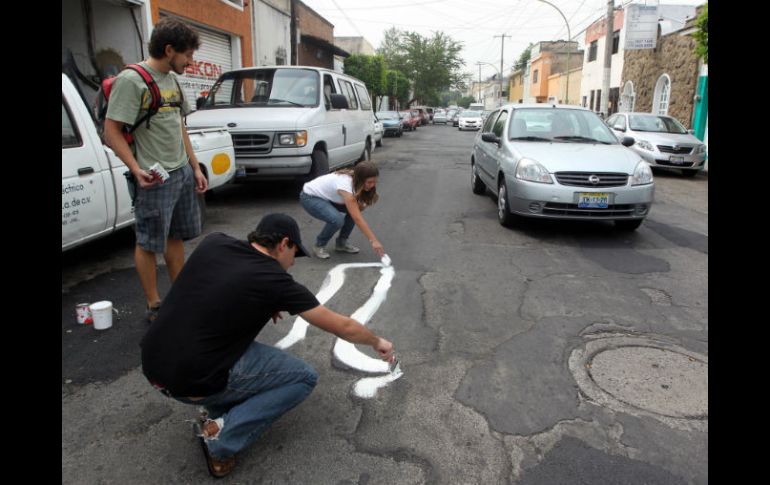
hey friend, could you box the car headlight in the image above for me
[275,131,307,147]
[636,139,654,151]
[631,161,654,186]
[693,144,706,154]
[515,158,554,184]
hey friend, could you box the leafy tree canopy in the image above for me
[694,3,708,64]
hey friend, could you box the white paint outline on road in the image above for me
[274,261,402,398]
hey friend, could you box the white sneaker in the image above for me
[334,242,360,253]
[313,246,330,259]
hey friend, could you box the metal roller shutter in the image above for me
[163,15,233,110]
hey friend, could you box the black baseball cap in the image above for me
[255,213,310,257]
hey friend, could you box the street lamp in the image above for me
[476,61,502,107]
[538,0,572,104]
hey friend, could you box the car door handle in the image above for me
[78,167,95,176]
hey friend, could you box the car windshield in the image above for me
[377,111,400,120]
[509,108,618,144]
[628,115,688,134]
[462,111,481,117]
[201,68,320,109]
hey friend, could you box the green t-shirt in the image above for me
[105,62,191,171]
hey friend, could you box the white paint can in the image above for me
[90,301,113,330]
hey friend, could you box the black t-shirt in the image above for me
[140,233,320,396]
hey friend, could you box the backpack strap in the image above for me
[124,64,162,133]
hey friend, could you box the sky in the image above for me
[300,0,706,83]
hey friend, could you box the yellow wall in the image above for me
[529,52,552,101]
[509,71,524,102]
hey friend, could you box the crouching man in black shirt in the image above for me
[140,213,395,478]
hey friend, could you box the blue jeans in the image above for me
[177,341,318,460]
[300,191,356,247]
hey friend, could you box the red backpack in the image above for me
[95,64,183,145]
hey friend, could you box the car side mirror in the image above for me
[482,132,500,145]
[196,96,206,110]
[687,128,695,135]
[330,94,349,110]
[621,136,635,147]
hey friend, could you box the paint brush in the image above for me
[381,254,392,267]
[389,357,401,374]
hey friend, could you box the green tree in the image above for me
[377,28,465,107]
[514,43,534,71]
[386,69,410,111]
[457,96,476,109]
[694,3,708,64]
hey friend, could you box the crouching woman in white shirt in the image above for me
[299,161,384,259]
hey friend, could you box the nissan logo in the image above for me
[227,122,237,128]
[588,175,600,185]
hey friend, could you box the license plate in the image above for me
[578,192,609,209]
[236,166,246,177]
[670,156,684,164]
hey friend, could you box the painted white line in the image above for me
[274,262,402,399]
[274,263,381,350]
[353,365,404,399]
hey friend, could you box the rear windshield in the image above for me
[200,68,320,109]
[628,115,687,134]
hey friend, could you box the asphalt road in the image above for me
[62,122,708,484]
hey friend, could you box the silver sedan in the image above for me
[471,104,654,231]
[605,112,707,177]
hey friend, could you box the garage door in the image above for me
[163,15,233,110]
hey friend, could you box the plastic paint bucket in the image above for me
[90,301,113,330]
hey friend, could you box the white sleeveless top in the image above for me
[302,173,353,204]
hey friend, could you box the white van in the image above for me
[186,66,376,181]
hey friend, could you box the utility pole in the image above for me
[600,0,615,117]
[493,34,511,106]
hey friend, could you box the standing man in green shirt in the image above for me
[104,17,208,322]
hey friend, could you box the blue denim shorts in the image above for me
[134,163,201,253]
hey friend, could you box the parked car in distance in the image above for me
[471,104,654,231]
[411,108,429,126]
[433,110,448,124]
[458,110,483,131]
[374,116,384,147]
[400,111,419,131]
[605,112,706,177]
[376,111,403,137]
[452,109,462,127]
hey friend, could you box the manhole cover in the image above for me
[589,346,707,419]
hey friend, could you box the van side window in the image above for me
[354,84,372,110]
[340,80,359,110]
[323,74,337,110]
[62,98,82,149]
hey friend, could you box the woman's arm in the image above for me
[339,190,385,257]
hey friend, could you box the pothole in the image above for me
[569,335,708,428]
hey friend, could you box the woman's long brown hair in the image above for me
[335,161,379,207]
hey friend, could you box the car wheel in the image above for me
[376,137,383,147]
[306,149,329,181]
[681,169,698,178]
[397,130,402,137]
[497,178,518,227]
[614,219,643,231]
[471,162,485,195]
[358,140,371,163]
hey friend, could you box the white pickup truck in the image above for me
[62,73,236,251]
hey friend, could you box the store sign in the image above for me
[625,4,659,50]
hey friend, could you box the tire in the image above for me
[497,178,518,227]
[681,169,698,178]
[614,219,643,231]
[358,140,371,162]
[306,149,329,181]
[397,130,402,137]
[471,161,485,194]
[376,137,383,148]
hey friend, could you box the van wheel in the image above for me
[376,137,383,148]
[307,149,329,181]
[359,140,371,162]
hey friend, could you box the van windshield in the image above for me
[201,69,320,109]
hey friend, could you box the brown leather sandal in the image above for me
[193,422,235,478]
